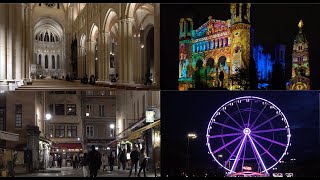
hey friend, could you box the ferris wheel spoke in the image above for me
[251,136,278,162]
[249,104,267,129]
[208,132,242,139]
[241,137,247,171]
[251,133,287,147]
[213,121,243,132]
[222,110,244,129]
[251,114,280,131]
[247,100,253,128]
[213,135,244,154]
[252,128,287,134]
[224,137,243,169]
[248,135,268,173]
[235,102,246,127]
[229,135,247,174]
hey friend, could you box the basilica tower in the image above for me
[230,3,251,73]
[178,18,194,90]
[289,20,310,90]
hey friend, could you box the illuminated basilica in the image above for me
[178,3,252,90]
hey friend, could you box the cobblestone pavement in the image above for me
[15,166,161,177]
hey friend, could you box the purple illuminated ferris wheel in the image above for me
[206,96,291,176]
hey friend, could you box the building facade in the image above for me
[114,90,160,173]
[0,91,50,171]
[178,3,251,90]
[45,91,82,167]
[81,90,116,154]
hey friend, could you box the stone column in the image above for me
[103,32,110,81]
[27,125,40,171]
[87,41,95,77]
[0,4,7,82]
[14,4,23,81]
[127,18,134,84]
[118,18,126,83]
[99,32,105,81]
[7,4,13,81]
[154,3,160,87]
[25,4,31,79]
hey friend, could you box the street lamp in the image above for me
[110,124,115,137]
[186,133,197,176]
[45,113,52,120]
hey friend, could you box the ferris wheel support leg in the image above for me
[248,135,269,176]
[228,135,247,176]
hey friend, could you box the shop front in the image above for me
[0,130,19,176]
[50,143,82,167]
[127,119,161,176]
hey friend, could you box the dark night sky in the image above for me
[161,91,320,176]
[160,3,320,90]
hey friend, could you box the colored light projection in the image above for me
[288,20,310,90]
[206,96,291,176]
[178,4,251,90]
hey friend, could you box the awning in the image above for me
[128,120,160,141]
[51,143,82,149]
[0,130,19,141]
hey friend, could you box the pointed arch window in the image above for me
[45,55,48,68]
[39,54,42,65]
[52,55,55,69]
[57,55,60,69]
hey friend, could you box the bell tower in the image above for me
[230,3,251,73]
[178,18,194,90]
[289,20,310,90]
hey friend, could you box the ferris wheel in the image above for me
[206,96,291,176]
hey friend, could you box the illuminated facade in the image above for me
[178,3,251,90]
[288,20,310,90]
[253,44,286,89]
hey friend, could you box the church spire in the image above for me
[298,19,303,33]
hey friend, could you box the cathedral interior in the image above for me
[0,3,160,91]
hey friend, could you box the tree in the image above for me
[230,67,249,90]
[230,57,258,90]
[271,61,285,90]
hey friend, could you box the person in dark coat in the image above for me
[119,149,127,170]
[57,155,62,168]
[108,152,115,171]
[128,145,140,177]
[87,145,102,178]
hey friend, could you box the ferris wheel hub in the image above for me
[243,128,251,135]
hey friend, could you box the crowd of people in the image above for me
[48,145,148,178]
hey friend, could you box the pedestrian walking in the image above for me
[81,153,89,177]
[119,149,127,170]
[137,148,147,177]
[101,153,108,171]
[87,145,102,178]
[57,155,62,168]
[48,154,53,168]
[128,145,140,177]
[108,152,115,171]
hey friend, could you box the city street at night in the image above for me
[15,166,160,177]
